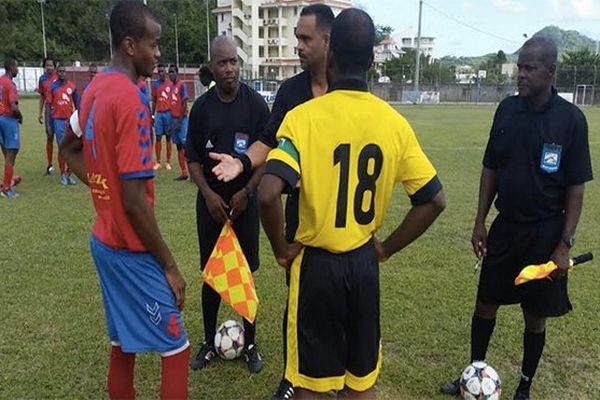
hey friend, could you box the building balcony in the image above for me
[262,17,287,27]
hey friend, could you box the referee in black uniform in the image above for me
[185,36,270,374]
[441,37,593,400]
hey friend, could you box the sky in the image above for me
[357,0,600,57]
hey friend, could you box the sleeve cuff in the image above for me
[265,159,299,193]
[409,175,443,206]
[120,169,154,180]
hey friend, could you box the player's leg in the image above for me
[165,135,172,170]
[173,116,189,180]
[154,112,164,169]
[45,113,55,174]
[344,242,381,399]
[339,387,376,400]
[160,346,190,400]
[1,116,20,198]
[514,311,546,400]
[54,119,68,185]
[107,345,136,400]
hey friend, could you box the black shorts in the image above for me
[196,191,259,272]
[284,240,381,393]
[477,215,572,317]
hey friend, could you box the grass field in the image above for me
[1,99,598,399]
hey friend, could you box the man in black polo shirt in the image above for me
[441,37,593,400]
[185,36,270,374]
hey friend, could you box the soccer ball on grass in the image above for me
[214,320,245,360]
[460,361,502,400]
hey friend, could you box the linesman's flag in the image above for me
[514,252,593,286]
[203,221,259,323]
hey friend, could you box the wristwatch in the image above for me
[562,235,575,248]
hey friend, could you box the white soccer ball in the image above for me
[214,320,245,360]
[460,361,502,400]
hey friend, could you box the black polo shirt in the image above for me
[483,88,593,222]
[185,83,270,200]
[261,71,314,242]
[262,70,313,148]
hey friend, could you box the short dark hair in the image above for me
[157,63,165,69]
[41,57,55,68]
[4,57,17,71]
[300,4,334,32]
[330,8,375,74]
[521,36,558,67]
[109,0,159,51]
[89,62,98,69]
[199,65,213,80]
[169,65,178,73]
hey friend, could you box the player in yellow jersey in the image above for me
[258,8,446,399]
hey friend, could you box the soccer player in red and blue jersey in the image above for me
[0,57,23,199]
[151,63,173,170]
[48,64,80,185]
[38,57,57,175]
[137,77,150,99]
[81,63,98,93]
[59,2,189,399]
[168,65,189,180]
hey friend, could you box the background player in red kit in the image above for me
[168,65,189,181]
[0,57,23,199]
[47,64,80,185]
[151,63,173,170]
[60,1,189,399]
[38,56,58,175]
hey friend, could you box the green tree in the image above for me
[557,48,600,86]
[375,24,393,45]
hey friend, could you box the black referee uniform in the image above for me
[479,88,593,316]
[186,82,270,347]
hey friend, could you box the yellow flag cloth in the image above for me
[514,261,559,285]
[203,221,259,323]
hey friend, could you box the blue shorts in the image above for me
[0,115,20,150]
[53,118,68,145]
[90,235,189,354]
[154,111,172,136]
[170,116,188,145]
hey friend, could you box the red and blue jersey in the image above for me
[151,79,172,112]
[38,72,57,101]
[136,79,149,98]
[0,74,18,117]
[170,79,188,118]
[79,69,154,252]
[48,80,80,119]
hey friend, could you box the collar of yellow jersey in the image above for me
[329,78,369,93]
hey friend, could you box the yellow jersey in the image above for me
[265,79,441,253]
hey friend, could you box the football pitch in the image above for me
[1,99,598,399]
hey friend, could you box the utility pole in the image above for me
[175,13,180,68]
[38,0,47,58]
[414,0,423,92]
[206,0,211,62]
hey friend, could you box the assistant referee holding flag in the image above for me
[259,8,446,399]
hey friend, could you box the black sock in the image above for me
[202,283,221,345]
[470,314,496,362]
[518,329,546,395]
[243,318,256,348]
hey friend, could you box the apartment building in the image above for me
[400,35,435,57]
[213,0,352,80]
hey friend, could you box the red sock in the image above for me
[3,165,14,191]
[46,139,53,166]
[107,345,136,400]
[156,140,162,163]
[58,153,66,174]
[160,347,189,400]
[177,149,188,176]
[166,139,172,163]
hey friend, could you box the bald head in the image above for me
[210,36,237,61]
[521,36,557,68]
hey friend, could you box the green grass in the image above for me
[1,100,598,399]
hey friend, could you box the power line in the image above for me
[422,0,521,46]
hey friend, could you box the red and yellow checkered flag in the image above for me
[203,221,259,323]
[514,252,593,286]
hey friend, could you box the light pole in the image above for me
[37,0,47,58]
[414,0,423,92]
[105,13,112,58]
[206,0,211,61]
[175,13,180,68]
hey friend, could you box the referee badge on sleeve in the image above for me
[234,132,249,155]
[540,143,561,173]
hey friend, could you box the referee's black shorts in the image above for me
[195,191,259,272]
[477,214,572,317]
[284,240,381,393]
